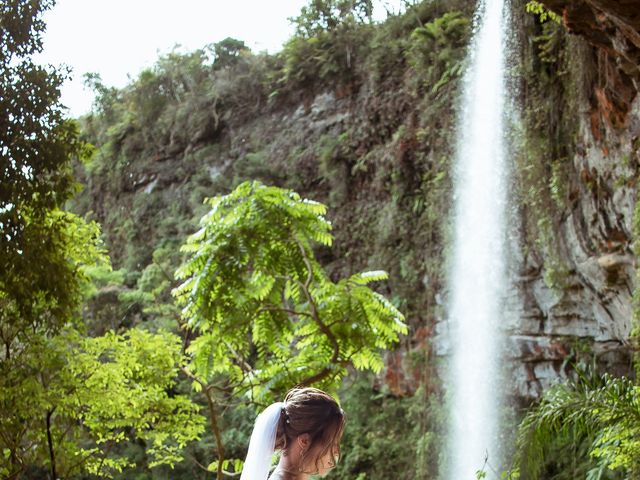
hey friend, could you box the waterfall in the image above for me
[446,0,509,478]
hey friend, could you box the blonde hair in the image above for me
[275,387,345,472]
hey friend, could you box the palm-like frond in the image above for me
[515,371,640,479]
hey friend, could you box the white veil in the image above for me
[240,402,284,480]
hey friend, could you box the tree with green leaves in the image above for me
[525,1,561,24]
[211,37,250,70]
[408,11,470,95]
[0,2,205,478]
[279,0,374,88]
[173,181,407,479]
[292,0,373,37]
[0,327,205,479]
[0,0,96,328]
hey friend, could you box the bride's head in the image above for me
[275,387,345,476]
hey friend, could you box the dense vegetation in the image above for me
[72,2,474,476]
[0,2,204,478]
[2,0,639,479]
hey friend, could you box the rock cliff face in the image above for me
[502,0,640,400]
[504,96,639,400]
[542,0,639,128]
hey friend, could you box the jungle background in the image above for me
[2,0,640,479]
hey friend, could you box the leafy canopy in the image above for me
[211,37,250,70]
[292,0,373,37]
[173,181,407,403]
[0,0,97,329]
[0,328,205,479]
[408,11,470,95]
[0,3,205,478]
[0,0,91,255]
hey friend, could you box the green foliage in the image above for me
[0,327,205,479]
[84,72,122,120]
[537,216,570,290]
[1,208,107,336]
[513,128,571,291]
[211,37,249,70]
[232,149,284,186]
[525,1,561,24]
[1,4,206,479]
[532,19,565,66]
[631,199,640,375]
[174,181,407,402]
[317,131,351,204]
[171,181,408,479]
[76,1,471,325]
[631,139,640,366]
[79,46,280,276]
[292,0,373,37]
[511,16,581,293]
[327,376,444,479]
[277,26,370,91]
[408,11,470,95]
[514,372,639,479]
[0,0,97,326]
[71,3,476,477]
[0,0,93,257]
[81,240,187,335]
[275,0,377,92]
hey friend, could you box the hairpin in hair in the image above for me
[281,406,290,424]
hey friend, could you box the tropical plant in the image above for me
[275,0,375,91]
[330,376,443,479]
[408,11,470,95]
[514,371,639,479]
[173,180,407,478]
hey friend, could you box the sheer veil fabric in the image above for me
[240,402,284,480]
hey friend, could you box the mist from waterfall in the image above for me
[446,0,509,478]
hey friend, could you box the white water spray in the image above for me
[447,0,509,478]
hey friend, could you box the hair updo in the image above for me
[274,387,345,471]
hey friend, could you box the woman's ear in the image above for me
[297,433,311,451]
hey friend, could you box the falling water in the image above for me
[446,0,509,478]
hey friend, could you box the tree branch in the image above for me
[299,366,333,386]
[294,242,340,366]
[296,240,314,290]
[62,447,98,478]
[255,305,313,319]
[95,439,116,479]
[223,340,253,373]
[191,454,243,477]
[292,240,344,388]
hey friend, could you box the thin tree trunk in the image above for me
[204,388,225,480]
[179,367,227,479]
[46,409,57,480]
